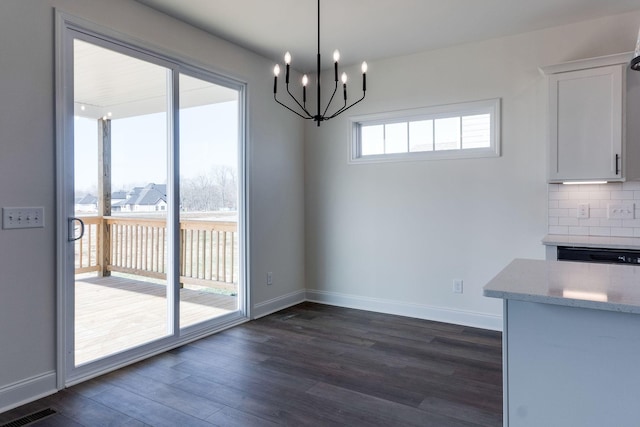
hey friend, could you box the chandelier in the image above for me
[273,0,367,126]
[632,27,640,71]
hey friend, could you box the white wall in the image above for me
[0,0,304,411]
[305,10,640,330]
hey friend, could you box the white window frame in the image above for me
[349,98,501,164]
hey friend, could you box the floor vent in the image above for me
[1,408,57,427]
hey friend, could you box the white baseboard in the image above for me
[0,371,57,414]
[306,289,503,331]
[252,289,306,319]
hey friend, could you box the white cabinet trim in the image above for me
[540,52,632,76]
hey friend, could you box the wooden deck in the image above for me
[75,274,237,365]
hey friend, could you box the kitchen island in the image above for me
[484,258,640,427]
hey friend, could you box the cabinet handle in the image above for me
[615,154,620,175]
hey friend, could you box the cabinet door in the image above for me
[548,65,624,182]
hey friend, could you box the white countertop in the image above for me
[542,234,640,250]
[483,258,640,314]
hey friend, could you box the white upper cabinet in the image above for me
[542,53,631,183]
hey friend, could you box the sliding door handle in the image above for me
[69,217,85,242]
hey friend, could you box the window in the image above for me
[350,98,500,163]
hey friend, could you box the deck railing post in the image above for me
[98,118,112,277]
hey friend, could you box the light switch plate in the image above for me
[577,203,589,219]
[2,207,44,229]
[607,203,635,220]
[453,279,463,294]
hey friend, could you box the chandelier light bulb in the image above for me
[302,74,308,103]
[341,72,348,84]
[273,64,280,76]
[333,50,340,62]
[361,61,368,73]
[284,52,292,65]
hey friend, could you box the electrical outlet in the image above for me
[2,207,44,229]
[267,272,273,286]
[607,203,635,220]
[577,203,589,219]
[453,279,463,294]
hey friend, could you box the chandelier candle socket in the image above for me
[302,74,308,103]
[272,0,367,126]
[342,72,347,100]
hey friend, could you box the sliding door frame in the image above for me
[55,11,249,388]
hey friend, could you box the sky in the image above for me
[74,101,238,194]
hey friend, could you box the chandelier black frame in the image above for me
[273,0,367,126]
[631,27,640,71]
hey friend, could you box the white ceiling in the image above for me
[74,39,237,119]
[136,0,640,72]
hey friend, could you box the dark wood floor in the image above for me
[0,302,502,426]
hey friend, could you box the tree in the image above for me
[180,174,220,211]
[179,165,237,212]
[212,165,237,210]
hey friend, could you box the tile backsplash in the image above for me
[548,182,640,237]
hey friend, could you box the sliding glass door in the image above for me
[178,74,241,329]
[73,38,172,366]
[58,21,246,383]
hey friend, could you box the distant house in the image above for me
[75,186,166,213]
[75,194,98,213]
[116,183,167,212]
[110,190,128,212]
[111,190,128,202]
